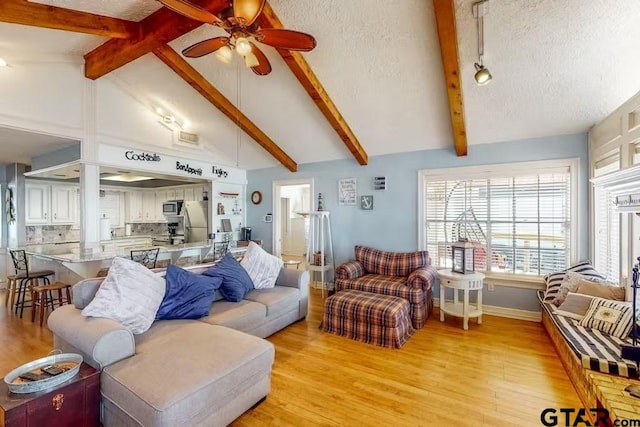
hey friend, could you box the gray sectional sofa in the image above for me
[48,264,309,426]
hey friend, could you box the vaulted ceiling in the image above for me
[1,0,639,170]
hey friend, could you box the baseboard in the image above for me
[434,299,541,322]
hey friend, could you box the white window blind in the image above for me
[593,157,621,283]
[422,164,573,276]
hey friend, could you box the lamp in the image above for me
[452,239,475,274]
[473,0,492,86]
[234,37,252,56]
[215,45,233,64]
[154,106,188,130]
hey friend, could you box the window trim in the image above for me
[417,158,581,281]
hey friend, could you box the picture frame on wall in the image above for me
[338,178,357,206]
[360,195,374,210]
[221,219,232,232]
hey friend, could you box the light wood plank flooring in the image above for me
[0,289,580,426]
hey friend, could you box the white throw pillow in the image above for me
[240,242,283,289]
[81,256,166,334]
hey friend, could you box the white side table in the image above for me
[438,270,485,330]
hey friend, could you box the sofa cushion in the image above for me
[335,274,424,304]
[576,281,626,301]
[543,261,606,303]
[200,300,267,332]
[240,242,283,289]
[102,321,274,426]
[555,292,595,321]
[244,287,299,318]
[579,298,634,339]
[81,257,166,334]
[156,265,223,320]
[355,245,428,277]
[202,253,254,302]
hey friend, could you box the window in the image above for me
[592,153,621,282]
[419,159,578,277]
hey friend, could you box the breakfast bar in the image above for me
[26,242,246,281]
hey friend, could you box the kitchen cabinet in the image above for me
[26,183,77,226]
[25,184,50,225]
[142,192,156,222]
[155,190,167,221]
[126,192,143,222]
[51,186,76,224]
[100,190,122,228]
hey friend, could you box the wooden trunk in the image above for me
[0,363,100,427]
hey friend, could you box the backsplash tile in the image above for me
[26,225,80,244]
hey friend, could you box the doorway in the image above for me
[272,179,313,260]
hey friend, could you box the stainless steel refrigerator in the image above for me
[184,201,209,243]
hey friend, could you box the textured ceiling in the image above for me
[3,0,640,169]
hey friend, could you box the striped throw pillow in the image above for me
[579,298,634,339]
[543,261,605,303]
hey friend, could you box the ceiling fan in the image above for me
[158,0,317,76]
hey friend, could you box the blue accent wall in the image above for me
[247,134,588,312]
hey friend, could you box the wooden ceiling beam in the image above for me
[433,0,468,157]
[0,0,139,39]
[153,45,298,172]
[84,0,228,80]
[257,4,368,166]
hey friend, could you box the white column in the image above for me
[80,163,101,255]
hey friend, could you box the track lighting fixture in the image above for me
[473,0,492,86]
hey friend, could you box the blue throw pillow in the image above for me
[156,264,222,320]
[202,253,254,302]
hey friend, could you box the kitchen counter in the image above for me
[25,241,247,280]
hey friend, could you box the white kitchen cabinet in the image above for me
[100,190,122,228]
[26,183,78,225]
[51,186,76,224]
[25,183,50,225]
[126,192,143,222]
[155,190,167,222]
[142,191,156,222]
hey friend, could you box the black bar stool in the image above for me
[130,248,160,269]
[9,249,56,319]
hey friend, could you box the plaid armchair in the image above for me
[335,245,438,329]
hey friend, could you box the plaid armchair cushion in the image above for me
[407,266,438,291]
[335,261,365,280]
[355,246,429,277]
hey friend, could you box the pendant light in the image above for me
[473,0,492,86]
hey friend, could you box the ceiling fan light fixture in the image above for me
[215,45,233,63]
[245,52,259,68]
[474,63,492,85]
[235,37,252,56]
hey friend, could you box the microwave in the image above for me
[163,200,184,216]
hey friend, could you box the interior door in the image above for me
[280,198,291,255]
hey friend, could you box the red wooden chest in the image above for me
[0,363,100,427]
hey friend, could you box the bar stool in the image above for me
[4,274,18,308]
[9,249,56,319]
[130,248,160,269]
[31,282,72,327]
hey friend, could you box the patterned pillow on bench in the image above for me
[543,261,606,303]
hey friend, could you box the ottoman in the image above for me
[100,321,274,427]
[321,290,414,348]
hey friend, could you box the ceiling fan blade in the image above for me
[255,29,317,51]
[159,0,222,25]
[182,37,230,58]
[233,0,266,27]
[248,42,272,76]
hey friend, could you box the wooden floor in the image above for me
[0,289,581,426]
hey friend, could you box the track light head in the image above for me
[474,63,492,86]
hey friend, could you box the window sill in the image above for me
[482,272,545,291]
